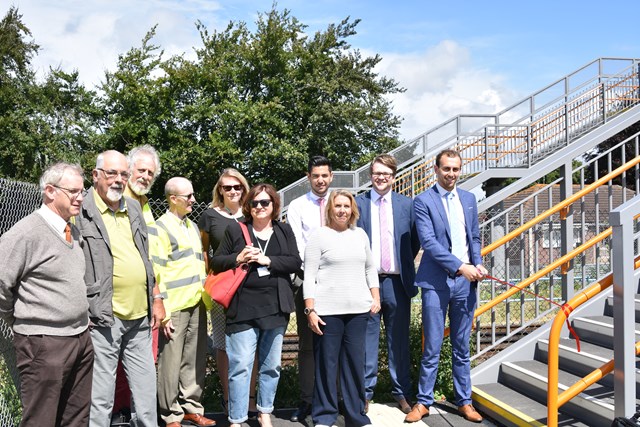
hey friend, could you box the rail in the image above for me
[546,258,640,427]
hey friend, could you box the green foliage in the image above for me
[0,5,404,199]
[0,357,21,425]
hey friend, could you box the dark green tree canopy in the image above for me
[0,6,404,200]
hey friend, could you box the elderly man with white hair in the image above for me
[75,150,165,427]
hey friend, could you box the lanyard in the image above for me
[252,229,272,254]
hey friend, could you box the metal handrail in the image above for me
[546,258,640,427]
[278,57,640,212]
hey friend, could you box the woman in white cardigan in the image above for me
[303,189,381,427]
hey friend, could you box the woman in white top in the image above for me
[303,189,381,427]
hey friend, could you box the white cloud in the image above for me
[12,0,222,86]
[374,40,522,141]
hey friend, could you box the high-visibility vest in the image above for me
[151,212,211,318]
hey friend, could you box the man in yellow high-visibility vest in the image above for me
[152,177,214,427]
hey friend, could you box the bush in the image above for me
[200,304,463,410]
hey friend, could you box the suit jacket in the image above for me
[414,185,482,290]
[356,190,420,298]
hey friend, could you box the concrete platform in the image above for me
[195,401,497,426]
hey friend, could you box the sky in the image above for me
[7,0,640,141]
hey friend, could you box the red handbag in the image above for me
[204,222,252,309]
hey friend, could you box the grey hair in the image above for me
[127,145,161,178]
[95,150,124,169]
[39,162,84,197]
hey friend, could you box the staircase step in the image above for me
[603,295,640,322]
[570,315,640,349]
[536,338,640,393]
[473,382,589,426]
[499,359,616,427]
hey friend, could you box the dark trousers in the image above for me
[364,274,412,401]
[14,329,94,427]
[294,284,314,403]
[312,312,371,427]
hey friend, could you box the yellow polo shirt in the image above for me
[94,191,148,320]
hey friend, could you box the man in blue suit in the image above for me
[405,149,486,423]
[356,154,419,414]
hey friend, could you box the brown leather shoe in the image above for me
[458,404,483,423]
[404,403,429,423]
[398,398,412,414]
[183,413,217,426]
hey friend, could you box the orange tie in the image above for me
[64,223,72,243]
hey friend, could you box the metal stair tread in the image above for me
[473,382,590,426]
[502,359,617,407]
[572,315,640,332]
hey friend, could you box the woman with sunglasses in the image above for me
[303,189,380,427]
[198,168,257,415]
[211,183,301,427]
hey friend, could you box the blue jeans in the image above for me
[226,326,285,424]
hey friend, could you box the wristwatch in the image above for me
[304,307,316,316]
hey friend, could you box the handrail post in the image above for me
[560,162,575,302]
[610,200,638,418]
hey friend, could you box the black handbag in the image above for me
[612,412,640,427]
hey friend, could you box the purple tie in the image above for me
[379,197,391,272]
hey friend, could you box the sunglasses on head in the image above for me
[251,199,272,208]
[222,185,243,192]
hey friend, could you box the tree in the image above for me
[98,7,404,199]
[183,7,403,192]
[0,7,99,181]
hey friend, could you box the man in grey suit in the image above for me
[355,154,419,414]
[405,149,486,423]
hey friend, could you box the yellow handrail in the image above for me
[547,258,640,427]
[481,155,640,256]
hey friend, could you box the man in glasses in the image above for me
[355,154,419,415]
[112,144,162,424]
[286,155,333,423]
[75,150,166,427]
[0,162,93,426]
[151,177,215,427]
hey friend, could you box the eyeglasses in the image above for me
[53,185,84,201]
[173,193,195,200]
[222,185,243,192]
[372,172,393,178]
[251,199,272,208]
[97,168,130,181]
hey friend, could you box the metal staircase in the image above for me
[278,57,640,214]
[276,57,640,426]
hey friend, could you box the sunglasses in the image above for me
[251,199,272,208]
[222,185,243,192]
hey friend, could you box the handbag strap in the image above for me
[238,222,252,246]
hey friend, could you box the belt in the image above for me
[378,273,400,279]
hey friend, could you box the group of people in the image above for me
[0,146,487,427]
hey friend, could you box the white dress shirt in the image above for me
[287,191,330,267]
[435,183,469,263]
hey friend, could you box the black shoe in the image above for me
[110,409,131,426]
[290,401,312,422]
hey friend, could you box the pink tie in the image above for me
[319,197,325,227]
[379,197,391,272]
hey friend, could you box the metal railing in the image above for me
[471,132,640,360]
[278,57,640,214]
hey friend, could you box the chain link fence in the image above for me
[0,185,303,425]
